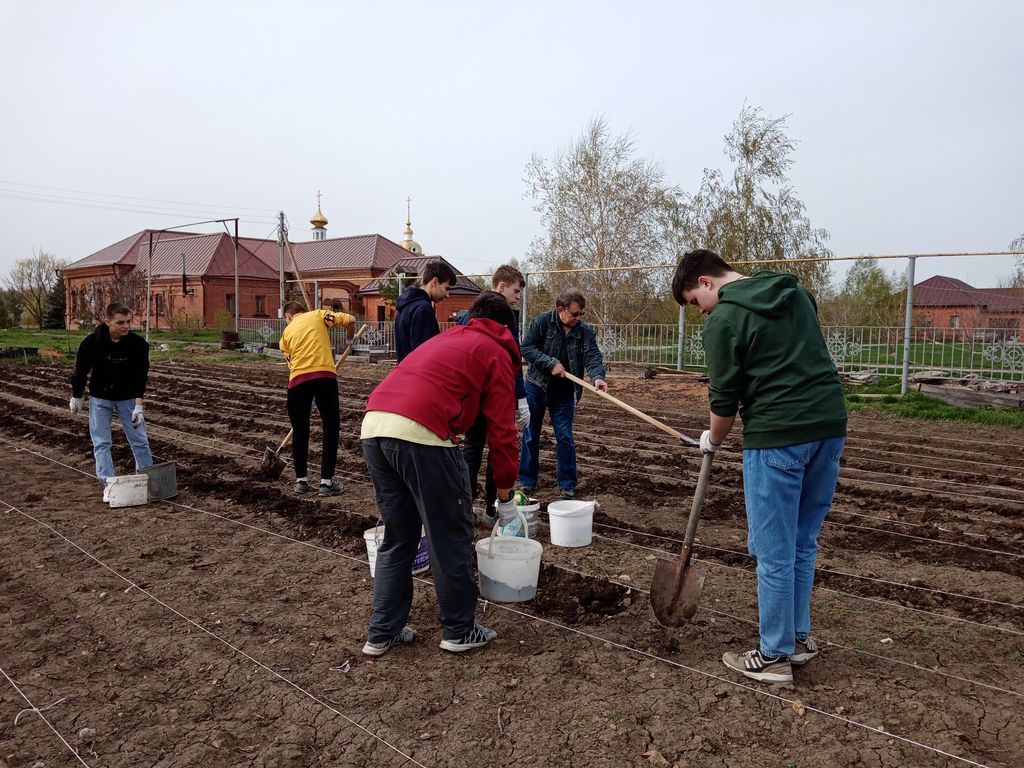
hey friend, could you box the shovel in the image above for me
[650,450,713,626]
[260,323,368,479]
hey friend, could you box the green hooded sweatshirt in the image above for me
[703,271,847,449]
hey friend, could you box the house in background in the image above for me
[61,199,480,330]
[357,256,483,322]
[913,275,1024,338]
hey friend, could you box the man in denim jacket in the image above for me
[518,288,607,499]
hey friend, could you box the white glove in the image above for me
[495,497,518,525]
[699,429,721,454]
[516,398,530,425]
[131,404,145,427]
[69,396,82,415]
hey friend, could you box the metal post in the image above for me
[278,211,286,317]
[233,218,240,333]
[676,304,685,370]
[900,256,917,395]
[314,280,320,309]
[145,232,153,342]
[521,273,529,338]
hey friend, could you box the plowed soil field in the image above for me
[1,353,1021,768]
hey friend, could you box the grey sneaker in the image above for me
[362,626,416,656]
[560,488,576,500]
[439,622,497,653]
[318,481,344,497]
[722,648,793,683]
[294,479,310,494]
[790,637,819,666]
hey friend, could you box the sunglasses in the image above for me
[561,308,585,318]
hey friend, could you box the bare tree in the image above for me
[678,104,833,296]
[525,116,680,324]
[5,249,66,329]
[821,257,905,326]
[1005,233,1024,288]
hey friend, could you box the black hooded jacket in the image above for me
[394,287,440,362]
[70,324,150,400]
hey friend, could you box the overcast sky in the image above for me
[1,1,1021,291]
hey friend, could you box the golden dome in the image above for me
[310,191,328,229]
[401,196,421,253]
[401,239,422,254]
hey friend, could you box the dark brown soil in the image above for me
[0,354,1021,767]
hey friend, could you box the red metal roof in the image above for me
[357,255,481,296]
[291,234,409,275]
[915,275,1024,312]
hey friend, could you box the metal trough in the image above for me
[141,461,177,500]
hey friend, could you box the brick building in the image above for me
[913,275,1024,338]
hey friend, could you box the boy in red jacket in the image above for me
[360,292,521,655]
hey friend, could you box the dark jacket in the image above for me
[520,309,606,400]
[702,271,847,449]
[458,308,526,400]
[364,319,521,488]
[394,287,439,362]
[70,324,150,401]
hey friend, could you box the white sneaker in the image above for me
[102,481,111,503]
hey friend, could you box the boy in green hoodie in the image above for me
[672,249,847,684]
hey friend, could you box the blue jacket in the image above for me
[458,308,526,400]
[395,287,439,362]
[520,309,606,400]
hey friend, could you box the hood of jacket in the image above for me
[396,286,430,312]
[717,271,802,319]
[463,317,521,367]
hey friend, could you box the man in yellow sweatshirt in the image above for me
[279,302,355,495]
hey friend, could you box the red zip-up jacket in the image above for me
[364,318,520,488]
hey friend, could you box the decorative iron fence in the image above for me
[238,317,1022,381]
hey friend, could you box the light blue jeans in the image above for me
[89,397,153,484]
[743,436,845,658]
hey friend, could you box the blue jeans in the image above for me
[743,436,845,658]
[89,397,153,484]
[518,380,576,492]
[362,437,478,643]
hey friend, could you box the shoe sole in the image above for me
[722,655,793,683]
[789,653,817,666]
[362,643,389,656]
[439,639,493,653]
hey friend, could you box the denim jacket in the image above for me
[521,309,606,400]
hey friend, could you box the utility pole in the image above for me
[278,211,286,317]
[233,218,240,334]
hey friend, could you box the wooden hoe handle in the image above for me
[561,371,694,443]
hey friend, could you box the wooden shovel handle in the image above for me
[561,371,689,442]
[683,452,714,550]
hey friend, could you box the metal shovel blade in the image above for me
[651,546,707,627]
[260,447,287,480]
[650,451,714,627]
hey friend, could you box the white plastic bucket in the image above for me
[106,475,149,508]
[547,499,596,547]
[493,498,540,539]
[476,513,543,603]
[364,525,430,578]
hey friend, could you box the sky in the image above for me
[1,1,1022,290]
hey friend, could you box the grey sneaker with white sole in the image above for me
[790,636,819,666]
[722,648,793,683]
[362,626,416,656]
[439,622,497,653]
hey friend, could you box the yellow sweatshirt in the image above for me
[279,309,355,384]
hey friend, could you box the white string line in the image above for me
[3,433,1021,640]
[3,498,997,768]
[0,501,430,768]
[586,525,1024,615]
[546,562,1024,700]
[9,436,1021,718]
[490,604,994,768]
[0,665,91,767]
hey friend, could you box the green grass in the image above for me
[846,391,1024,428]
[0,327,220,352]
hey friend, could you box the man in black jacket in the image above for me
[394,260,457,362]
[69,303,153,500]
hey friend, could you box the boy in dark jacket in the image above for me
[394,260,457,362]
[360,292,521,656]
[459,265,529,523]
[673,249,846,685]
[69,302,153,500]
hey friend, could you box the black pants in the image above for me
[286,377,340,480]
[461,412,497,509]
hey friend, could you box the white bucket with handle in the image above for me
[547,499,596,547]
[364,524,430,577]
[476,512,543,603]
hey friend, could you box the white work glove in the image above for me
[69,396,83,415]
[496,497,525,537]
[131,404,145,427]
[699,429,721,454]
[516,398,530,425]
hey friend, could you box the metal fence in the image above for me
[239,317,1023,382]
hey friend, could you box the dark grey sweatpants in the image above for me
[362,436,477,643]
